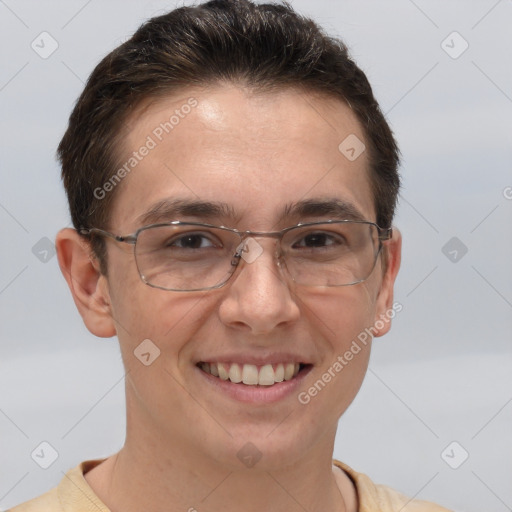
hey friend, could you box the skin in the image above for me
[56,84,401,512]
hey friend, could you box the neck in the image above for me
[84,393,356,512]
[85,432,354,512]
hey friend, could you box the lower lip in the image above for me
[196,365,313,404]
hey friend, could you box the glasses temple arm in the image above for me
[79,228,136,244]
[378,227,393,241]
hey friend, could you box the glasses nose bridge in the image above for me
[242,229,283,251]
[232,230,285,270]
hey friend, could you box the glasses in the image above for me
[80,220,392,292]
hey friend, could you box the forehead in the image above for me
[110,85,375,231]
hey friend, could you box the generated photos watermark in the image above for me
[298,301,403,405]
[94,97,198,200]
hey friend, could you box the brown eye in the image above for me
[293,232,342,249]
[159,230,224,251]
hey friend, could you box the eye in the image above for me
[166,232,218,249]
[293,231,342,249]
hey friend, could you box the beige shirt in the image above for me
[11,459,452,511]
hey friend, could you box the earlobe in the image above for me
[56,228,116,338]
[372,227,402,338]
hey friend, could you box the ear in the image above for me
[56,228,116,338]
[372,227,402,338]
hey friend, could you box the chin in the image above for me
[199,423,324,473]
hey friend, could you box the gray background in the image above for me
[1,1,511,511]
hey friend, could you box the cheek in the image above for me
[106,254,213,359]
[297,289,376,408]
[299,286,377,347]
[297,294,374,419]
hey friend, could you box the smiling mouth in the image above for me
[197,362,310,386]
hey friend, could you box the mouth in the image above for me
[196,361,311,386]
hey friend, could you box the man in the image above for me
[12,1,451,510]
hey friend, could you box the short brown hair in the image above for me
[58,0,400,269]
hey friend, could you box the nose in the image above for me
[218,237,300,335]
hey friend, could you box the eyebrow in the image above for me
[136,198,239,226]
[135,197,367,227]
[280,198,367,223]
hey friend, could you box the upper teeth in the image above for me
[200,362,300,386]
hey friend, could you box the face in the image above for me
[75,85,400,471]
